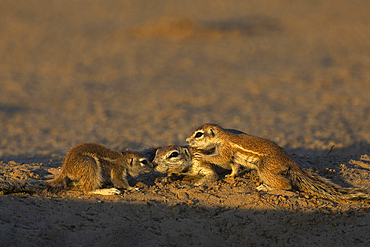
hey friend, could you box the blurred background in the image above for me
[0,0,369,157]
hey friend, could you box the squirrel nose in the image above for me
[152,160,158,168]
[186,138,194,146]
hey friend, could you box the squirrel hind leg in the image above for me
[74,156,104,191]
[257,169,293,191]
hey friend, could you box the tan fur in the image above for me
[0,143,153,195]
[186,123,370,201]
[152,145,218,186]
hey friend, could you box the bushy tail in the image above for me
[0,174,68,195]
[290,168,370,201]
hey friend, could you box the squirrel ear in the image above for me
[130,158,134,166]
[209,128,216,137]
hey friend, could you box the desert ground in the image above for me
[1,1,370,246]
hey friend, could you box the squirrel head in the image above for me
[152,145,192,174]
[186,123,222,150]
[123,150,153,177]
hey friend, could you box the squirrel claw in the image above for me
[178,184,194,189]
[225,174,236,180]
[256,184,272,192]
[127,186,140,191]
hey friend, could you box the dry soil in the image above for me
[1,1,370,246]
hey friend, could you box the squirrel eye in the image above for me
[195,132,203,138]
[141,159,148,165]
[169,151,179,158]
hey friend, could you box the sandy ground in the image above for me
[1,0,370,246]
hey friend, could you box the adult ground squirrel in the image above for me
[152,145,218,186]
[0,143,153,195]
[186,123,370,201]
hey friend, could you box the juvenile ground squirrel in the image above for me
[152,145,218,186]
[186,123,370,201]
[0,143,153,195]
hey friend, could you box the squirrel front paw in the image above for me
[127,186,140,191]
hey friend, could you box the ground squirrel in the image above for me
[152,145,218,186]
[186,123,370,201]
[0,143,153,195]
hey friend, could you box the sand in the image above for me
[1,0,370,246]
